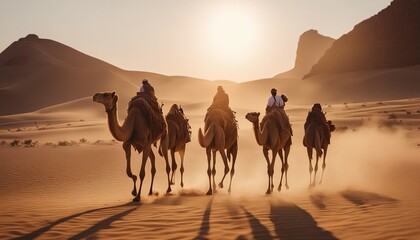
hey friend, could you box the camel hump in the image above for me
[128,96,166,142]
[166,109,192,143]
[205,106,238,130]
[263,108,290,130]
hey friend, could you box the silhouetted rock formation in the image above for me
[275,30,334,79]
[304,0,420,79]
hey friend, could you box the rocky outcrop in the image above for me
[304,0,420,79]
[275,30,334,79]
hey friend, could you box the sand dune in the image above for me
[1,34,420,240]
[1,96,420,239]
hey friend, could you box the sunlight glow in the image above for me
[204,4,260,64]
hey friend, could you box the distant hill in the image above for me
[275,30,334,79]
[0,33,419,117]
[304,0,420,78]
[0,34,230,115]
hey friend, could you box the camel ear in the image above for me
[257,112,260,117]
[111,91,115,97]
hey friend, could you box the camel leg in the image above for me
[206,147,212,195]
[313,154,320,188]
[148,150,156,195]
[179,145,186,188]
[123,141,137,197]
[278,149,285,192]
[212,150,218,193]
[134,144,150,202]
[170,148,177,185]
[218,148,230,189]
[263,147,271,194]
[307,147,314,188]
[319,146,328,184]
[270,148,278,193]
[284,144,291,190]
[161,135,172,194]
[227,141,238,193]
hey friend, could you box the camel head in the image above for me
[93,91,118,112]
[245,112,260,123]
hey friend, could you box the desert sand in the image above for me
[1,91,420,239]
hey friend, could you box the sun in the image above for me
[203,5,260,63]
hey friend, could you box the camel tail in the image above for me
[198,125,215,148]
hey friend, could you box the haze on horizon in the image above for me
[0,0,392,82]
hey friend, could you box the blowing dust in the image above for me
[181,125,420,199]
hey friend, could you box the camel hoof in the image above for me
[181,182,184,188]
[213,189,218,194]
[228,188,231,194]
[206,190,212,195]
[286,184,289,190]
[218,182,224,189]
[131,190,137,196]
[265,190,272,195]
[132,196,140,202]
[166,188,172,194]
[277,186,282,192]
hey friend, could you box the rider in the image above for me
[139,79,155,98]
[212,85,229,108]
[208,86,236,124]
[266,88,285,113]
[304,103,332,144]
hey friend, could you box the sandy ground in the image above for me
[1,98,420,239]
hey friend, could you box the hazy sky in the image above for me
[0,0,392,82]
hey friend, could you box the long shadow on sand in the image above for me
[341,189,398,207]
[194,198,213,240]
[270,201,337,240]
[310,192,327,210]
[13,202,139,240]
[241,206,273,240]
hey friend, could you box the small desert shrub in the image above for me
[58,141,70,146]
[377,102,383,105]
[388,113,397,119]
[406,111,411,115]
[45,142,54,146]
[79,138,88,144]
[16,128,22,132]
[10,140,20,147]
[335,126,349,132]
[23,139,38,147]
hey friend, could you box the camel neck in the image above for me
[106,106,132,142]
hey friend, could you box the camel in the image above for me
[245,109,292,194]
[303,117,333,187]
[93,91,171,202]
[198,108,238,195]
[159,104,191,188]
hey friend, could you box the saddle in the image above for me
[205,104,238,130]
[128,93,166,142]
[166,108,192,143]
